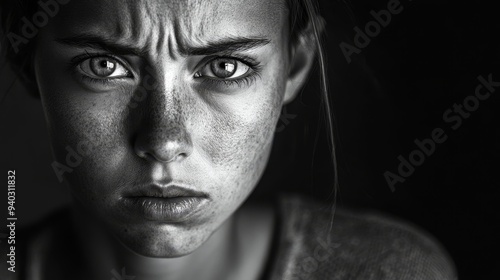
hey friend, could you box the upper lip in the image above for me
[124,184,208,199]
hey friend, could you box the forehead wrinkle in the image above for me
[122,0,189,60]
[56,0,287,62]
[68,1,155,59]
[89,0,163,61]
[176,0,286,51]
[126,0,164,58]
[159,0,228,54]
[168,17,185,59]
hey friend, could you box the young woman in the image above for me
[1,0,457,279]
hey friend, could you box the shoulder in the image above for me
[273,193,458,280]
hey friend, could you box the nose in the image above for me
[134,126,193,163]
[133,87,193,163]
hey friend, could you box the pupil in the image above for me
[90,58,116,77]
[100,60,113,69]
[210,59,237,78]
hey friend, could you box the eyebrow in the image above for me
[180,37,271,56]
[55,34,147,56]
[55,34,271,57]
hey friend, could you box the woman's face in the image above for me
[34,0,303,257]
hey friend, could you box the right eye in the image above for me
[78,56,131,79]
[194,57,252,80]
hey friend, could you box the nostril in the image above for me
[134,136,193,163]
[156,152,181,163]
[134,145,154,161]
[135,145,177,162]
[137,150,160,162]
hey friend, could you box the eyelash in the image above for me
[196,55,263,89]
[70,52,262,88]
[70,52,133,85]
[200,74,258,88]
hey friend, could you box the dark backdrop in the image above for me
[1,0,499,279]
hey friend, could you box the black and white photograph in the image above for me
[0,0,498,279]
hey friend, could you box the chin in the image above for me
[112,222,211,258]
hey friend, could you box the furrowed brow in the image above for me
[55,34,270,57]
[55,34,147,56]
[181,37,271,56]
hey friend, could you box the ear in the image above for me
[283,17,325,104]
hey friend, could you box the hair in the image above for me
[0,0,338,222]
[286,0,338,231]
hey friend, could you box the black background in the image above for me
[1,0,499,279]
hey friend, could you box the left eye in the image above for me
[195,58,250,79]
[78,57,130,79]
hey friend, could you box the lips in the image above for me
[121,184,209,222]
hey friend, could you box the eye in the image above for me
[78,57,130,79]
[195,58,250,80]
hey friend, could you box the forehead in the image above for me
[51,0,288,52]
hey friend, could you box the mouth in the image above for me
[121,184,209,222]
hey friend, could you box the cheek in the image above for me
[47,99,131,188]
[199,75,286,196]
[36,62,134,196]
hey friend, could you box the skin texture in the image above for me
[32,0,316,276]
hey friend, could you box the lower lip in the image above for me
[123,196,208,222]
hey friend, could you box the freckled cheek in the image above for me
[200,85,283,187]
[40,89,132,194]
[36,61,131,168]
